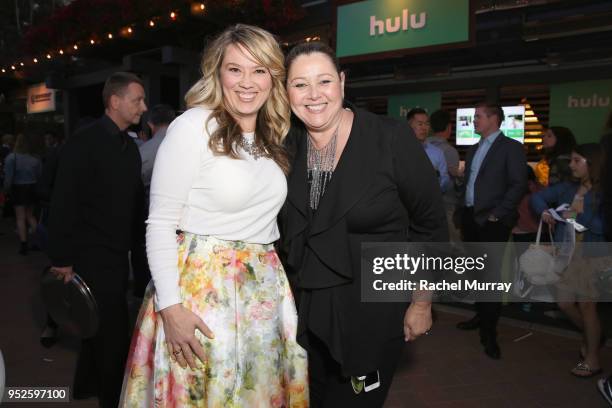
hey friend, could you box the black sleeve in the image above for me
[391,121,449,243]
[37,146,61,203]
[47,138,87,267]
[276,124,303,272]
[132,171,146,247]
[493,141,527,219]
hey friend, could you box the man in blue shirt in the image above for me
[428,109,462,242]
[456,102,527,360]
[407,108,451,193]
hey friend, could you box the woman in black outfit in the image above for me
[280,42,448,407]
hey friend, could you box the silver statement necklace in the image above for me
[307,122,340,210]
[238,134,266,160]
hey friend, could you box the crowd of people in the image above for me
[1,22,611,408]
[405,104,612,401]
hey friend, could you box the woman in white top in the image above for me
[121,25,308,407]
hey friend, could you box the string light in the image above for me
[5,5,210,74]
[191,2,205,13]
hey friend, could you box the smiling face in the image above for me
[287,52,345,134]
[220,43,273,131]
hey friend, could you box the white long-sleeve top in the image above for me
[146,107,287,311]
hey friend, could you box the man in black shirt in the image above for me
[48,72,147,407]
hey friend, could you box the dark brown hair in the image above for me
[285,41,341,75]
[102,72,144,109]
[430,109,451,133]
[406,107,428,122]
[546,126,576,160]
[574,143,603,193]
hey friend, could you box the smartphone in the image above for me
[356,370,380,392]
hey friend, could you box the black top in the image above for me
[48,115,144,267]
[37,144,63,204]
[280,105,448,376]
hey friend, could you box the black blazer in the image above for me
[279,106,448,375]
[48,115,143,268]
[458,132,527,227]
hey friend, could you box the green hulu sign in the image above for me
[549,80,612,143]
[369,9,427,35]
[337,0,471,59]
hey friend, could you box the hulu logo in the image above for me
[567,94,610,108]
[370,9,427,36]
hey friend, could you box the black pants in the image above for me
[304,332,404,408]
[73,249,129,408]
[461,208,511,339]
[130,196,151,298]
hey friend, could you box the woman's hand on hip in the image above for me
[159,304,214,369]
[403,301,432,342]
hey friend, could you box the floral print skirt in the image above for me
[120,233,309,407]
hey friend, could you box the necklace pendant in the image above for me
[239,137,264,160]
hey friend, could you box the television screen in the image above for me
[455,106,525,145]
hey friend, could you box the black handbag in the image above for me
[41,267,99,338]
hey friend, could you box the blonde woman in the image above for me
[121,25,308,407]
[2,134,41,255]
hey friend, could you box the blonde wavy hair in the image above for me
[185,24,290,174]
[14,134,33,155]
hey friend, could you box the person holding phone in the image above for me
[531,143,608,378]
